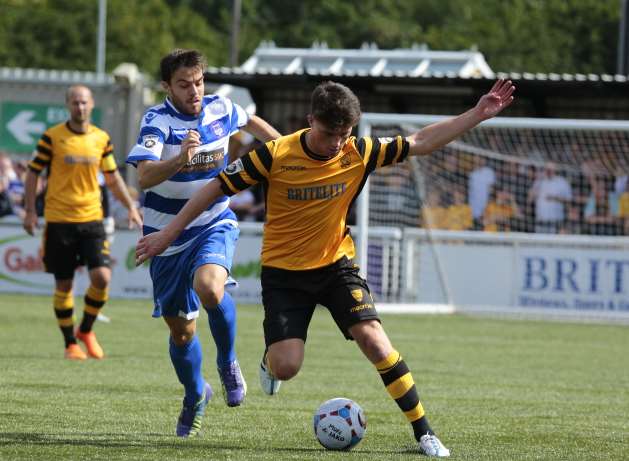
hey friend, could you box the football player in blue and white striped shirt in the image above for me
[127,49,280,437]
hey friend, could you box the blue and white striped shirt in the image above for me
[127,95,249,255]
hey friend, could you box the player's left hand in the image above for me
[135,230,170,266]
[127,206,143,229]
[475,79,515,120]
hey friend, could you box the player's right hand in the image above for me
[22,211,38,236]
[180,129,201,164]
[135,230,171,266]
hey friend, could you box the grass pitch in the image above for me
[0,293,627,460]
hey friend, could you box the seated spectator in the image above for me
[483,184,522,232]
[444,187,473,231]
[420,189,447,230]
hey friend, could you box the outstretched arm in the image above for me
[407,79,515,157]
[135,178,224,265]
[243,115,281,142]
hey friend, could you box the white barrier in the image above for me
[0,222,263,303]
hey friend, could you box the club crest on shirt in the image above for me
[210,120,226,137]
[351,289,363,302]
[225,159,244,175]
[340,152,352,168]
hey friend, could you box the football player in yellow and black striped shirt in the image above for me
[136,79,515,457]
[23,85,142,361]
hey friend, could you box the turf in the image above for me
[0,293,627,460]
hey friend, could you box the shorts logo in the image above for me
[351,289,363,302]
[225,159,244,175]
[340,152,351,168]
[378,136,394,144]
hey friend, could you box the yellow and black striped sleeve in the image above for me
[100,139,117,173]
[218,141,273,196]
[28,132,53,174]
[355,135,409,175]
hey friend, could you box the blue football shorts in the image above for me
[149,223,239,319]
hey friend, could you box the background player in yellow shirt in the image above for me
[136,79,515,457]
[23,85,142,360]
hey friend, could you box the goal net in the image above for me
[356,114,629,323]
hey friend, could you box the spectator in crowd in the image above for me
[370,166,420,228]
[420,189,447,229]
[618,179,629,234]
[440,153,467,200]
[468,155,495,229]
[559,200,584,235]
[0,152,24,218]
[483,184,522,232]
[444,187,473,231]
[527,162,572,234]
[496,159,534,231]
[583,178,621,235]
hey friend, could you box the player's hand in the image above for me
[135,230,171,266]
[22,210,38,236]
[475,79,515,120]
[179,129,201,164]
[127,206,143,230]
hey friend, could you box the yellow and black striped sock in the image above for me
[375,349,433,441]
[79,285,108,333]
[53,290,75,347]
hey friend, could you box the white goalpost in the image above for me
[356,113,629,323]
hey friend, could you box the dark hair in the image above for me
[310,81,361,128]
[160,49,207,83]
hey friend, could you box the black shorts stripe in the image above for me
[242,154,265,182]
[380,359,410,386]
[397,384,420,412]
[255,144,273,172]
[84,296,105,308]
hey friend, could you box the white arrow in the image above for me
[7,111,46,145]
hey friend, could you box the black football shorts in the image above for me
[260,256,380,346]
[42,221,110,280]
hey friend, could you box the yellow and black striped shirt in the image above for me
[28,122,117,223]
[218,129,409,270]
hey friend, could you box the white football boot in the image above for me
[259,356,281,395]
[419,434,450,457]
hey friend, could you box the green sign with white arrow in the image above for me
[0,102,101,155]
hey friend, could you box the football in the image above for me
[313,397,366,450]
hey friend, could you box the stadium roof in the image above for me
[205,42,629,84]
[208,41,495,79]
